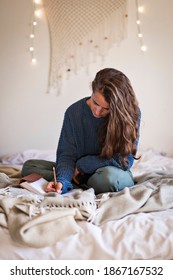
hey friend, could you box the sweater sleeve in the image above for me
[56,111,77,193]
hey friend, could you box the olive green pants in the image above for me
[21,160,134,194]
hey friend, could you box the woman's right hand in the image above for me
[45,181,62,194]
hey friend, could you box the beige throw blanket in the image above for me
[1,171,173,248]
[0,186,96,248]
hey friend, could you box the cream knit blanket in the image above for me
[0,184,96,248]
[1,171,173,248]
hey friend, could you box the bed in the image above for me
[0,149,173,260]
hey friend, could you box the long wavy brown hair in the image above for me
[92,68,140,168]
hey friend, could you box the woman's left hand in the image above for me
[73,167,80,184]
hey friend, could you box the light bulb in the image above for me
[29,47,34,51]
[35,9,43,18]
[138,6,144,13]
[33,21,37,26]
[141,45,147,52]
[32,58,37,63]
[30,34,34,38]
[138,33,142,38]
[34,0,42,4]
[136,20,140,24]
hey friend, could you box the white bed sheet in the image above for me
[0,209,173,260]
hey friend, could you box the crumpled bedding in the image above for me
[1,169,173,248]
[0,149,173,259]
[0,149,56,165]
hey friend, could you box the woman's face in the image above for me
[88,91,110,118]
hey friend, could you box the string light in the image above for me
[138,6,144,13]
[135,0,147,52]
[33,21,37,26]
[32,58,37,64]
[34,9,43,18]
[29,0,43,64]
[34,0,42,4]
[29,47,34,52]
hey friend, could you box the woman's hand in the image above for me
[45,181,62,194]
[73,167,80,184]
[73,167,84,184]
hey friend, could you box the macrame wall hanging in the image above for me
[42,0,128,94]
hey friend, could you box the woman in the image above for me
[22,68,141,195]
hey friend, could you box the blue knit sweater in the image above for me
[56,97,141,194]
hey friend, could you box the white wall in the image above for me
[0,0,173,157]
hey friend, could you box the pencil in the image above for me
[53,167,57,186]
